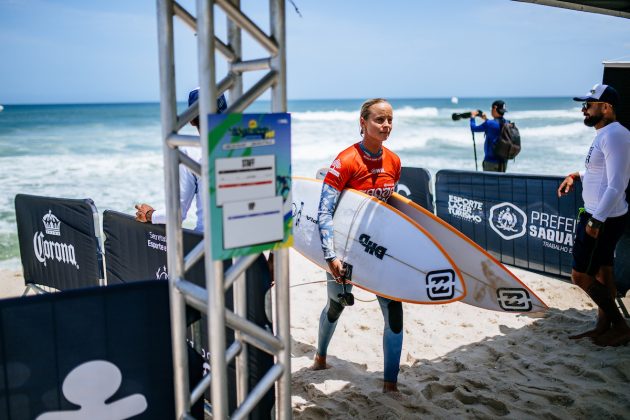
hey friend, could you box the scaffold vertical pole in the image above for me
[156,0,190,416]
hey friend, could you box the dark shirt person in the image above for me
[470,100,509,172]
[558,83,630,347]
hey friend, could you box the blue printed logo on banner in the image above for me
[489,202,527,240]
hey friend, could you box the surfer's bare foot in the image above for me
[593,324,630,347]
[569,324,610,339]
[311,353,329,370]
[383,381,399,394]
[569,315,610,339]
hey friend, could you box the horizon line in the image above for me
[1,95,578,107]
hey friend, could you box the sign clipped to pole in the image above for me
[208,113,292,260]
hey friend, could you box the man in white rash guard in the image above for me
[558,83,630,347]
[134,88,227,232]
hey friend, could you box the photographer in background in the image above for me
[470,100,509,172]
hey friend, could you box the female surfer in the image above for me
[312,98,403,394]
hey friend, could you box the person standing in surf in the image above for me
[557,83,630,347]
[470,100,509,172]
[312,98,404,393]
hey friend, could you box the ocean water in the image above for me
[0,97,593,269]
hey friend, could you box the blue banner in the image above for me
[435,170,583,278]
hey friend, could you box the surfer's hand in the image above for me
[135,203,155,223]
[327,259,346,284]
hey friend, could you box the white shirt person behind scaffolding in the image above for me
[135,88,227,232]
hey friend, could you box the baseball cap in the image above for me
[492,100,507,115]
[573,83,619,108]
[188,88,228,113]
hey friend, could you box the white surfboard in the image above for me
[291,177,466,304]
[388,192,548,313]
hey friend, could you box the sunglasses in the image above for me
[582,101,606,110]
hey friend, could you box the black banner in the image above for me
[397,167,434,212]
[14,194,103,290]
[0,281,175,420]
[102,210,205,285]
[102,210,274,417]
[615,219,630,296]
[435,170,583,278]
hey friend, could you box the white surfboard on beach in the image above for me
[291,177,466,304]
[388,192,548,313]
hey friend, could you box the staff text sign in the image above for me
[208,113,292,260]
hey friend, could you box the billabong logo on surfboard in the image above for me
[489,202,527,240]
[426,269,456,300]
[496,288,532,311]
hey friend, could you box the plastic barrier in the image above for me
[398,167,434,212]
[14,194,103,291]
[435,170,584,278]
[102,210,274,417]
[102,210,205,285]
[615,219,630,296]
[0,281,184,419]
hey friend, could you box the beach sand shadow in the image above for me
[290,307,630,419]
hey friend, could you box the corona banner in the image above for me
[14,194,103,290]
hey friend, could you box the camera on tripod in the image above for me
[452,109,483,121]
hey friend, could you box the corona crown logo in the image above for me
[43,210,61,236]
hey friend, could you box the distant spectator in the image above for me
[470,100,510,172]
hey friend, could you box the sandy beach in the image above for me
[287,249,630,419]
[2,251,629,418]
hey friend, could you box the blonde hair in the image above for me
[360,98,389,136]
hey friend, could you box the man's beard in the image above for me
[584,114,603,127]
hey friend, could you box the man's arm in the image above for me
[470,112,487,133]
[149,165,197,225]
[591,136,630,222]
[557,172,581,197]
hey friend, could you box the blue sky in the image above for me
[0,0,628,104]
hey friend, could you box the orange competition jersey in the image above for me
[323,142,401,201]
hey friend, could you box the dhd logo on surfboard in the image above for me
[358,234,387,260]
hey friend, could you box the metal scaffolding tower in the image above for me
[155,0,291,418]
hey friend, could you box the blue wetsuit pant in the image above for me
[316,272,403,383]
